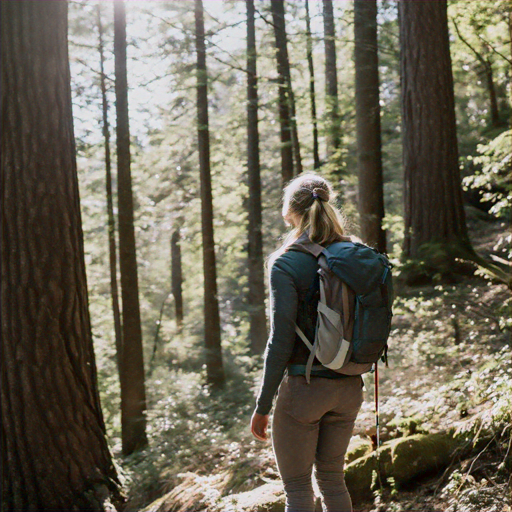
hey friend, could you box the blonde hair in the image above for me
[269,173,347,267]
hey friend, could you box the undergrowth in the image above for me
[110,218,511,512]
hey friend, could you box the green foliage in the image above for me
[463,129,512,219]
[122,354,268,508]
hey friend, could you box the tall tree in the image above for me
[1,2,123,509]
[114,0,148,455]
[97,4,123,372]
[323,0,341,158]
[305,0,320,169]
[194,0,225,388]
[354,0,386,252]
[246,0,267,355]
[171,228,184,330]
[399,0,470,260]
[452,19,502,128]
[271,0,302,182]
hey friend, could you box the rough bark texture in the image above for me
[323,0,341,157]
[97,4,123,373]
[114,0,148,455]
[484,61,500,127]
[246,0,268,355]
[1,1,122,509]
[271,0,302,183]
[354,0,386,252]
[171,229,184,330]
[305,0,320,170]
[194,0,225,388]
[400,0,470,259]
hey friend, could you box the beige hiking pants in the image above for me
[272,374,364,512]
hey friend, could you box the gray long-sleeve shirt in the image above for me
[255,248,346,415]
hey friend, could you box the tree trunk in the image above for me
[451,19,502,129]
[270,0,302,183]
[354,0,386,252]
[1,2,123,510]
[246,0,267,355]
[484,59,500,127]
[97,4,123,374]
[305,0,320,170]
[399,0,470,260]
[194,0,225,388]
[114,0,148,455]
[171,229,184,330]
[323,0,341,159]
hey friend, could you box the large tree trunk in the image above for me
[399,0,470,260]
[194,0,225,388]
[270,0,302,183]
[323,0,341,159]
[97,4,123,373]
[354,0,386,252]
[114,0,148,455]
[1,2,123,510]
[305,0,320,170]
[171,229,184,331]
[246,0,267,355]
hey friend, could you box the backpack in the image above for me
[288,234,393,383]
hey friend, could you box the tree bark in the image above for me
[305,0,320,170]
[171,229,184,330]
[270,0,302,183]
[323,0,341,159]
[97,4,123,374]
[484,59,500,127]
[354,0,386,252]
[194,0,225,388]
[114,0,148,455]
[399,0,470,259]
[1,1,123,509]
[246,0,267,355]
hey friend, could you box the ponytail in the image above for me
[268,174,347,268]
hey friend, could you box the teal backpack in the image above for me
[289,235,394,383]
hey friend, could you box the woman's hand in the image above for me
[251,411,269,441]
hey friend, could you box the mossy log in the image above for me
[344,431,461,502]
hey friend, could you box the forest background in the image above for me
[2,0,511,511]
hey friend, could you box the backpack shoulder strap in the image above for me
[287,233,324,259]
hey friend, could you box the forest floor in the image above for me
[121,212,511,512]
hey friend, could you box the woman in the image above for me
[251,174,364,512]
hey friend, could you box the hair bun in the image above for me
[312,187,329,202]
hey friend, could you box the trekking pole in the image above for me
[375,361,380,450]
[374,361,384,489]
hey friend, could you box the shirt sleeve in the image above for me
[255,259,298,415]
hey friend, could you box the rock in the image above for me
[213,482,285,512]
[345,436,373,464]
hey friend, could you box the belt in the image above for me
[287,364,349,379]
